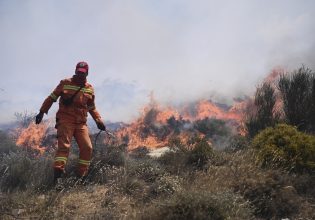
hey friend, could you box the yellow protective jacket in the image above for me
[40,77,102,125]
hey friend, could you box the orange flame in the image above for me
[16,122,48,154]
[116,96,247,151]
[263,67,286,85]
[116,104,173,151]
[182,100,243,122]
[265,67,286,117]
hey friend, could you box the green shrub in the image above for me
[278,65,315,132]
[252,124,315,172]
[246,82,279,137]
[187,138,214,169]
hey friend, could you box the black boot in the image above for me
[54,169,65,185]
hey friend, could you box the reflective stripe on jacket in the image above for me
[40,78,102,124]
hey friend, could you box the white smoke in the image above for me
[0,0,314,123]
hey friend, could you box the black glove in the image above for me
[96,121,106,131]
[35,112,44,124]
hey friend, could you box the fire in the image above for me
[116,97,247,151]
[16,122,48,154]
[265,67,286,116]
[245,67,286,120]
[263,67,286,85]
[116,101,174,151]
[182,100,243,122]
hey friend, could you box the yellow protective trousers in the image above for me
[54,123,93,177]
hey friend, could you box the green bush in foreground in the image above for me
[253,124,315,172]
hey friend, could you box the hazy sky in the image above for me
[1,0,315,123]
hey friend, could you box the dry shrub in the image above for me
[0,188,68,220]
[187,149,311,220]
[292,174,315,198]
[224,135,249,152]
[187,137,215,169]
[82,143,127,184]
[157,150,188,174]
[129,146,150,159]
[253,124,315,172]
[227,150,315,219]
[0,151,54,192]
[118,175,148,197]
[149,174,182,197]
[126,159,166,183]
[139,190,253,220]
[88,164,124,184]
[158,137,217,173]
[95,144,127,167]
[0,131,18,155]
[237,170,301,219]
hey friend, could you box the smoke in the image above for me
[0,0,315,123]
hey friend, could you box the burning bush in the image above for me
[116,96,245,151]
[194,117,231,138]
[252,124,315,172]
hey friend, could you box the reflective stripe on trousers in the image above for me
[54,123,93,177]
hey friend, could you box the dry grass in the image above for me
[1,132,315,219]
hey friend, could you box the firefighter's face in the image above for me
[76,71,88,79]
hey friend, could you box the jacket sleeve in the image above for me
[87,92,103,123]
[39,80,64,114]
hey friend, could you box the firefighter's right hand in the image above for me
[35,112,44,124]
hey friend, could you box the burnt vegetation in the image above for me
[1,65,315,219]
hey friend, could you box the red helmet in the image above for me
[75,61,89,74]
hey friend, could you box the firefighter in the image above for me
[35,61,106,182]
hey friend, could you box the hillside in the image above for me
[1,127,315,219]
[2,66,315,219]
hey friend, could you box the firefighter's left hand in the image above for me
[96,121,106,131]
